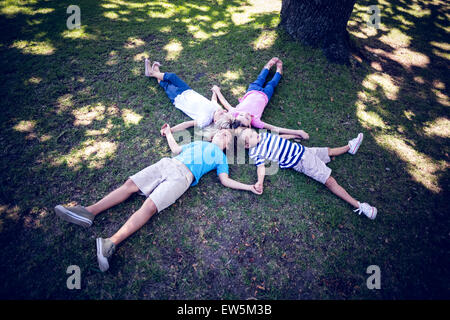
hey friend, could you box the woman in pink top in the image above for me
[213,58,309,139]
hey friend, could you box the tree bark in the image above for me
[279,0,357,64]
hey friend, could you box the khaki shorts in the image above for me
[130,158,194,212]
[293,147,331,184]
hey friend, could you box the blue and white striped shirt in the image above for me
[249,132,305,168]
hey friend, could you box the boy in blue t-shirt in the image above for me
[55,124,261,272]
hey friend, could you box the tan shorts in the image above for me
[293,147,331,184]
[130,158,194,212]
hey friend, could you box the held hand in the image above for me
[211,85,221,93]
[160,123,170,136]
[251,184,263,195]
[297,130,309,140]
[254,181,263,193]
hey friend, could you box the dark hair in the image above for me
[230,119,242,129]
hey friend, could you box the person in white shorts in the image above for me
[55,124,261,272]
[238,128,377,220]
[145,59,239,136]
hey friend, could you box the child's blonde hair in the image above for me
[199,113,242,141]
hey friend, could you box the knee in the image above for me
[325,176,336,188]
[124,179,139,193]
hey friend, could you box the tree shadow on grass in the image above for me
[0,0,448,299]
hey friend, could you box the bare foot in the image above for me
[152,61,161,73]
[144,58,151,77]
[264,57,279,70]
[276,59,283,75]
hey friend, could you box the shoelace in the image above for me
[353,207,362,215]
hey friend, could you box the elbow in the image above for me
[219,177,229,187]
[173,147,182,155]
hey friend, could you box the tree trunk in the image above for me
[279,0,357,64]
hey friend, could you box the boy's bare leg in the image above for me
[86,179,139,216]
[324,176,359,208]
[328,145,350,157]
[109,197,158,245]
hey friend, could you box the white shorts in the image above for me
[293,147,331,184]
[130,158,194,212]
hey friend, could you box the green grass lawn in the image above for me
[0,0,448,299]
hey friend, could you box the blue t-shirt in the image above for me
[174,141,229,186]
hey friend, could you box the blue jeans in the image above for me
[159,73,191,103]
[247,68,282,101]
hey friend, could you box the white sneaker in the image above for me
[354,202,377,220]
[96,238,116,272]
[348,133,363,155]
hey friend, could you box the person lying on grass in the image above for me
[145,59,240,140]
[237,128,377,219]
[211,57,309,140]
[55,124,262,272]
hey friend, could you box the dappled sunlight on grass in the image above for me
[62,26,97,40]
[231,85,246,97]
[365,46,430,71]
[0,205,20,233]
[0,1,54,17]
[56,94,74,113]
[133,51,149,61]
[164,39,183,61]
[85,119,114,137]
[103,11,120,20]
[350,0,449,196]
[230,0,280,26]
[375,134,448,193]
[356,100,388,129]
[124,36,145,49]
[53,139,117,170]
[106,50,119,66]
[25,76,42,85]
[431,87,450,106]
[11,39,55,55]
[13,120,35,133]
[72,103,106,126]
[252,29,277,50]
[362,73,399,100]
[423,117,450,138]
[122,108,143,126]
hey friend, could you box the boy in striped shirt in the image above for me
[238,128,377,219]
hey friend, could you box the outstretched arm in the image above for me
[263,122,309,140]
[167,120,196,134]
[212,86,233,111]
[254,165,265,193]
[219,173,262,195]
[161,124,182,155]
[211,90,218,103]
[279,134,299,140]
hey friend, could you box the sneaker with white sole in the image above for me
[354,202,377,220]
[348,133,363,155]
[54,205,94,227]
[96,238,116,272]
